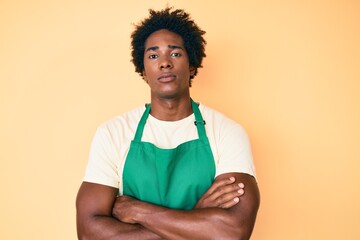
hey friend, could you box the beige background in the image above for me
[1,0,359,239]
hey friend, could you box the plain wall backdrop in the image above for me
[1,0,359,239]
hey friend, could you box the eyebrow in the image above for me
[145,45,184,52]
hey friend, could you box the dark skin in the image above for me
[112,173,259,240]
[76,29,260,239]
[77,176,247,239]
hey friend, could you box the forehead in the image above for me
[145,29,184,48]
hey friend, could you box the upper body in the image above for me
[76,7,260,240]
[83,102,256,196]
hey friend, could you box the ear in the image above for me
[142,70,149,83]
[189,66,196,77]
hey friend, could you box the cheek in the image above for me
[143,62,156,76]
[142,69,153,83]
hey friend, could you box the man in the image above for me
[76,7,260,239]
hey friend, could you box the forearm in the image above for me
[112,173,259,240]
[76,182,163,240]
[134,174,259,240]
[134,204,242,240]
[111,196,245,240]
[77,215,162,240]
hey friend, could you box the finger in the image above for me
[203,177,236,197]
[194,186,244,209]
[219,197,240,209]
[205,181,244,203]
[214,187,244,205]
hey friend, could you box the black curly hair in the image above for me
[130,7,206,86]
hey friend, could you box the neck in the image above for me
[150,96,192,121]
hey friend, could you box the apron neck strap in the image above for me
[133,98,207,142]
[191,98,207,139]
[133,103,151,141]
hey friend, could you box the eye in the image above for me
[171,52,182,57]
[148,54,158,59]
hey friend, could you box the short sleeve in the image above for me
[216,122,256,179]
[83,124,120,188]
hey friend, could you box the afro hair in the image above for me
[130,7,207,85]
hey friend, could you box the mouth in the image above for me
[158,74,176,82]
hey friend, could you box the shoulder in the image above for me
[90,105,146,147]
[96,105,146,135]
[199,103,246,134]
[199,103,251,153]
[199,103,256,179]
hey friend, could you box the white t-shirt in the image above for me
[84,103,256,194]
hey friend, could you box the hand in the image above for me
[112,195,140,224]
[194,177,245,209]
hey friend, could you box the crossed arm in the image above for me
[76,172,260,240]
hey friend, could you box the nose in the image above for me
[159,56,173,70]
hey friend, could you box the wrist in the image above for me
[132,201,150,223]
[134,201,165,226]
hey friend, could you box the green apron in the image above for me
[122,99,215,210]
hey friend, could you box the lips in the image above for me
[158,74,176,82]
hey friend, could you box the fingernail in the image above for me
[238,183,244,188]
[229,177,235,181]
[233,197,239,202]
[238,189,244,194]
